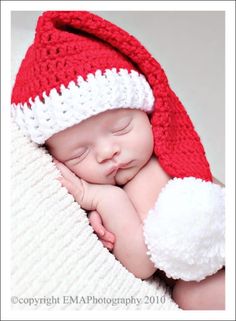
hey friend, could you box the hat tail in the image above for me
[44,11,212,181]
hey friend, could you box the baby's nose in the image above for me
[96,140,120,163]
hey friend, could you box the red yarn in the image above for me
[11,11,212,181]
[11,13,137,105]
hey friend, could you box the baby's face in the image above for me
[46,108,154,186]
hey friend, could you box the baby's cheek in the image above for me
[131,127,153,159]
[67,163,90,180]
[78,168,95,182]
[73,164,110,185]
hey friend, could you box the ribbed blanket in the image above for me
[11,120,178,310]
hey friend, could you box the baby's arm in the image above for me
[93,185,156,279]
[54,160,156,279]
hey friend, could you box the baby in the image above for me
[45,107,225,310]
[11,11,225,310]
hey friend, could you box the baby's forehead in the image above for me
[80,108,135,126]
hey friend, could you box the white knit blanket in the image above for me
[11,120,178,311]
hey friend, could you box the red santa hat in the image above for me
[11,10,212,182]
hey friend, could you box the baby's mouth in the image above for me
[107,161,133,176]
[107,166,119,176]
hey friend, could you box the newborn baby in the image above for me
[46,108,167,278]
[45,108,225,310]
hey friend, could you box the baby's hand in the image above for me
[53,158,95,210]
[53,158,116,250]
[88,211,116,251]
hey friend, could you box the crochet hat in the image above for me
[11,10,212,182]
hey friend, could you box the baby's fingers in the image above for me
[58,176,84,203]
[53,159,78,183]
[57,177,76,195]
[88,211,105,237]
[102,230,116,244]
[101,240,114,251]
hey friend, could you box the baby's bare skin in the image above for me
[53,157,158,279]
[47,109,157,278]
[123,156,170,221]
[46,108,225,309]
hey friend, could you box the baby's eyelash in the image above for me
[69,148,89,162]
[77,149,87,157]
[111,122,131,134]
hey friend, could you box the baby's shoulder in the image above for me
[126,156,169,188]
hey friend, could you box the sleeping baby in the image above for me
[11,11,225,310]
[45,107,225,310]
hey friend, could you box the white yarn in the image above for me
[11,119,178,310]
[11,68,154,145]
[143,177,225,282]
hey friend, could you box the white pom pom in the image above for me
[143,177,225,281]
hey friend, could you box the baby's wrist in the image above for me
[95,186,127,214]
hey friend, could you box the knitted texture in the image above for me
[11,69,154,144]
[11,11,154,144]
[11,119,179,311]
[11,11,212,181]
[143,178,225,281]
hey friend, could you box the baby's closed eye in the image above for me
[66,147,89,163]
[111,120,132,135]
